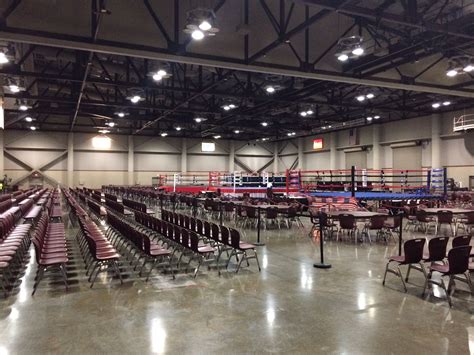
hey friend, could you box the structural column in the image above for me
[181,138,187,173]
[228,140,235,172]
[372,124,381,170]
[329,132,337,170]
[128,135,134,185]
[297,137,304,170]
[431,113,441,169]
[67,132,73,187]
[273,142,279,174]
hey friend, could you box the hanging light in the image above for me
[25,116,33,122]
[222,102,237,111]
[366,93,375,99]
[356,95,365,102]
[374,115,380,119]
[130,95,141,103]
[0,52,9,64]
[213,135,221,139]
[352,46,364,56]
[30,126,37,131]
[160,132,168,137]
[446,55,474,77]
[443,101,451,106]
[234,130,240,134]
[464,64,474,72]
[366,116,373,122]
[199,20,212,31]
[265,85,276,94]
[115,111,128,118]
[107,122,115,127]
[184,8,219,40]
[432,102,441,108]
[19,104,28,111]
[446,69,458,77]
[194,117,206,123]
[261,122,268,127]
[175,126,182,131]
[337,54,349,62]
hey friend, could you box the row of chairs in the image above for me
[31,211,68,295]
[122,198,147,213]
[383,235,473,307]
[141,209,261,274]
[76,214,123,288]
[106,213,172,281]
[0,212,32,297]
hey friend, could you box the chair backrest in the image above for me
[339,214,356,229]
[220,225,230,245]
[196,219,204,235]
[211,223,220,242]
[181,229,189,248]
[203,221,211,238]
[265,207,278,218]
[189,231,199,252]
[416,210,430,222]
[403,238,425,263]
[437,210,453,223]
[229,228,241,249]
[369,215,386,229]
[427,236,449,261]
[246,206,257,218]
[452,234,472,248]
[447,246,472,274]
[465,211,474,224]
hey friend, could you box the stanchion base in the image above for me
[313,263,332,269]
[254,242,266,246]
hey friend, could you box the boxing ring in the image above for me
[286,166,447,201]
[155,171,298,197]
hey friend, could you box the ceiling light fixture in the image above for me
[184,8,219,40]
[25,116,33,122]
[234,130,240,134]
[366,116,373,122]
[222,102,237,111]
[366,93,375,99]
[432,102,441,108]
[213,135,221,139]
[107,122,115,127]
[115,111,127,118]
[30,126,36,131]
[194,117,205,123]
[265,85,276,94]
[261,122,268,127]
[160,132,168,137]
[335,35,365,62]
[356,95,365,102]
[175,126,182,131]
[443,101,451,106]
[374,115,380,119]
[130,95,141,103]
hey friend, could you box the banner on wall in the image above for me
[349,128,359,146]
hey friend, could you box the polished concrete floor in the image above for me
[0,210,473,355]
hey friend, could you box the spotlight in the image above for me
[442,101,451,106]
[366,93,375,99]
[464,64,474,72]
[130,95,141,103]
[352,46,364,56]
[213,135,221,139]
[30,126,36,131]
[265,85,276,94]
[337,54,349,62]
[432,103,441,109]
[9,84,20,93]
[261,122,268,127]
[160,132,168,137]
[199,20,212,31]
[446,69,458,77]
[356,95,365,102]
[191,29,205,40]
[0,52,9,64]
[25,116,33,122]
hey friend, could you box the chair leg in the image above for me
[405,264,412,282]
[398,266,407,292]
[113,260,123,284]
[382,262,390,285]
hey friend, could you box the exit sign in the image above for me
[313,138,323,150]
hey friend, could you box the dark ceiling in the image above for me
[0,0,473,140]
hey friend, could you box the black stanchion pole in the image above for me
[314,212,331,269]
[219,202,223,226]
[398,213,403,256]
[255,207,265,246]
[351,165,356,197]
